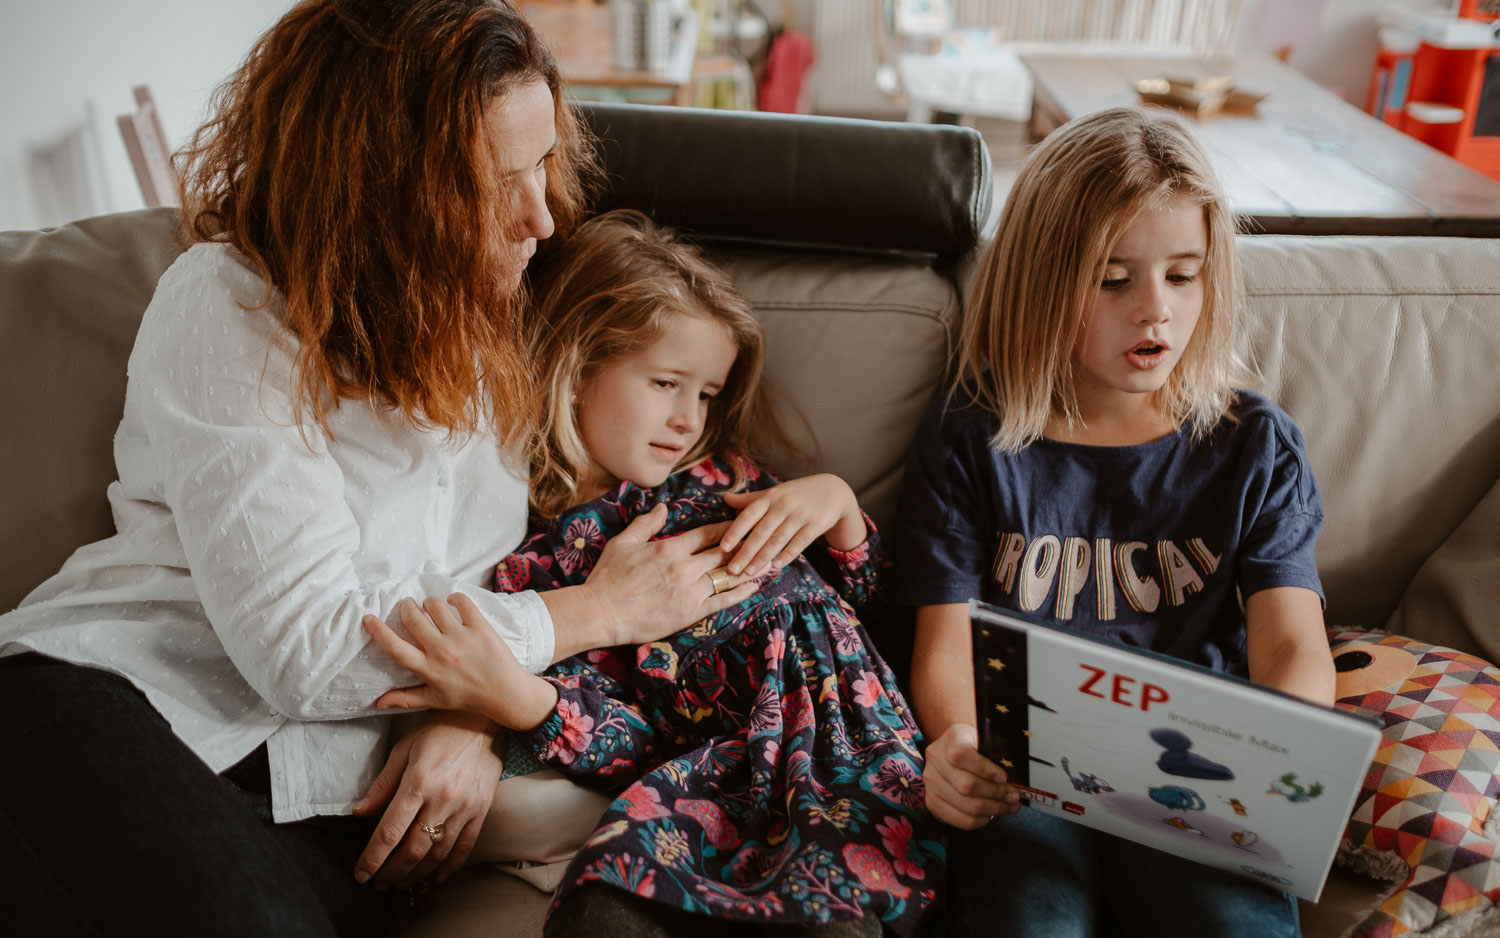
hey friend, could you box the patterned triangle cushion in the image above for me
[1329,628,1500,937]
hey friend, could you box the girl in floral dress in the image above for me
[363,210,943,936]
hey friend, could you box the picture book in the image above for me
[971,600,1381,901]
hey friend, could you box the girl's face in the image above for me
[1073,194,1207,419]
[483,79,557,279]
[575,313,739,501]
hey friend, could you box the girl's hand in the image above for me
[352,709,504,889]
[923,723,1021,830]
[363,595,558,731]
[719,474,866,575]
[553,503,760,654]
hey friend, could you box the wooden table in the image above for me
[1020,50,1500,237]
[522,2,699,106]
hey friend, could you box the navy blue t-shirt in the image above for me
[892,388,1324,676]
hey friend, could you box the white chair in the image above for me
[117,86,179,208]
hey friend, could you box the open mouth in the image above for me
[1125,340,1170,369]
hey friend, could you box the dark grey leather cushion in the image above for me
[579,102,992,257]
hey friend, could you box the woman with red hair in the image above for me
[0,2,753,934]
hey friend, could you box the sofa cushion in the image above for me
[580,101,992,257]
[1329,627,1500,937]
[1238,236,1500,631]
[0,208,184,612]
[711,247,960,531]
[1388,474,1500,669]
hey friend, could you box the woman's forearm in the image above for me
[539,583,621,662]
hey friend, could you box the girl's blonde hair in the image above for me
[957,106,1243,451]
[527,209,772,518]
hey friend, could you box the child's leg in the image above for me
[946,807,1099,938]
[1097,836,1300,938]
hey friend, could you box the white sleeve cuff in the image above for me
[457,586,555,675]
[508,589,555,673]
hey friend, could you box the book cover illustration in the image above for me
[971,601,1380,901]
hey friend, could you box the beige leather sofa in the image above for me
[4,103,1499,937]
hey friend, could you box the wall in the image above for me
[805,0,1455,118]
[0,0,1460,230]
[0,0,291,231]
[1237,0,1453,101]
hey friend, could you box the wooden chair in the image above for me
[117,86,178,208]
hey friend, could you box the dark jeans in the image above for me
[947,806,1300,938]
[0,653,391,937]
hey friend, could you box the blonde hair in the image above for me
[957,106,1243,451]
[527,210,774,518]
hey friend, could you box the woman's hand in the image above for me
[363,595,558,731]
[352,709,505,889]
[719,474,866,575]
[922,723,1021,830]
[545,503,760,657]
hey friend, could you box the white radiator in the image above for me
[810,0,1243,116]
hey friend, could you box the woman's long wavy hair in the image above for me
[956,106,1244,452]
[176,0,592,449]
[527,210,776,519]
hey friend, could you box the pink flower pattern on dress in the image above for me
[495,451,935,933]
[783,684,816,737]
[675,798,739,849]
[852,671,884,708]
[869,756,926,812]
[748,679,782,736]
[539,697,595,765]
[765,628,786,664]
[842,843,911,898]
[690,458,731,487]
[556,515,605,575]
[826,608,865,658]
[619,783,674,820]
[494,550,551,592]
[729,841,792,888]
[877,815,926,880]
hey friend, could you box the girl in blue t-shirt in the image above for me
[893,107,1335,937]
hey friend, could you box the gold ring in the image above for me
[705,566,734,595]
[418,822,447,844]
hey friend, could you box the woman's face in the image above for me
[483,79,557,278]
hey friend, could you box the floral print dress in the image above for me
[495,454,944,934]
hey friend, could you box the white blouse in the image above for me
[0,243,553,822]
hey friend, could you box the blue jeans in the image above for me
[946,806,1300,938]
